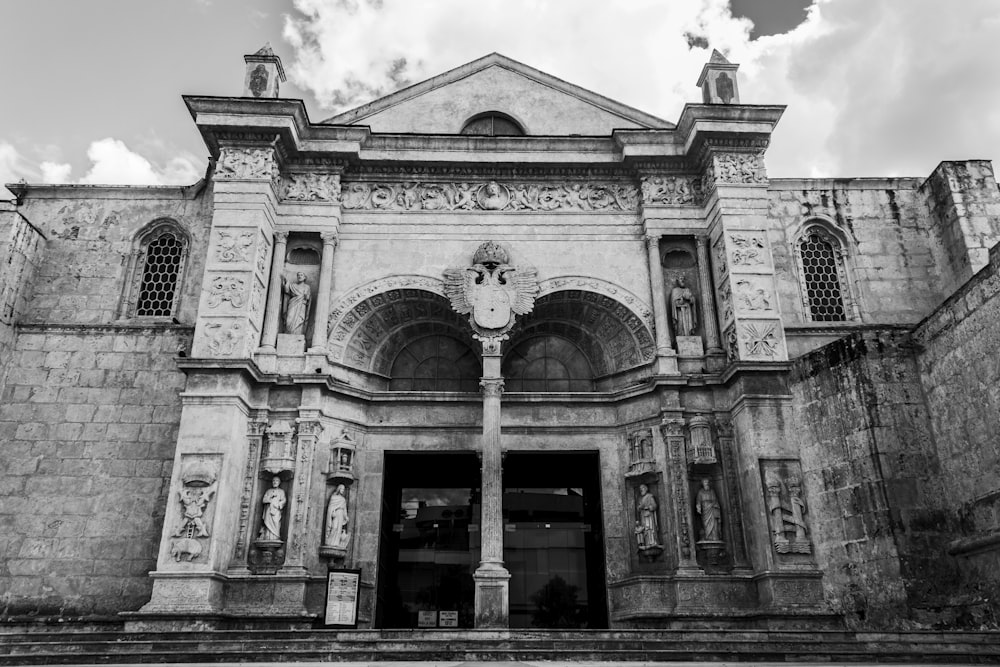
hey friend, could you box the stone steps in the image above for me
[0,629,998,664]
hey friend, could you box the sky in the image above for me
[2,0,999,200]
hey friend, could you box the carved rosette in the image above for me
[340,180,638,212]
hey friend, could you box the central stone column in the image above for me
[474,336,510,628]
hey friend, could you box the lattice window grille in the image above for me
[799,231,847,321]
[133,229,187,318]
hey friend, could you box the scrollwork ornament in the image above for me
[216,230,255,263]
[207,276,248,309]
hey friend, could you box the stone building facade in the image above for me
[1,49,998,630]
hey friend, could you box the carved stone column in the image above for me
[282,416,321,576]
[309,232,338,352]
[695,237,722,354]
[259,231,288,351]
[474,337,510,628]
[661,416,698,570]
[646,235,679,375]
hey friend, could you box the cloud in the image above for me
[65,138,201,186]
[40,161,72,184]
[0,142,37,198]
[282,0,1000,179]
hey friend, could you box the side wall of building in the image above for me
[788,329,951,625]
[0,187,211,617]
[0,204,46,387]
[914,244,1000,588]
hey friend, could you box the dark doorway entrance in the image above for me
[376,452,480,629]
[503,451,608,628]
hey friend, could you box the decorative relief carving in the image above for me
[640,175,704,206]
[216,230,255,263]
[729,233,767,267]
[234,416,267,562]
[719,282,734,325]
[626,428,656,477]
[256,235,269,275]
[339,180,638,212]
[444,241,539,337]
[662,419,692,559]
[207,276,247,309]
[719,429,748,565]
[724,325,738,362]
[204,321,244,357]
[761,460,813,556]
[250,280,264,314]
[216,147,279,181]
[538,276,653,329]
[713,152,766,184]
[170,455,220,562]
[714,240,728,279]
[734,277,773,312]
[283,173,342,202]
[741,321,780,359]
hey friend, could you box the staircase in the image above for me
[1,629,999,664]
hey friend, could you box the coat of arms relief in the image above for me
[443,241,539,339]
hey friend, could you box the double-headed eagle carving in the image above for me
[444,241,538,337]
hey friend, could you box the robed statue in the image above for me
[281,271,311,335]
[670,276,697,337]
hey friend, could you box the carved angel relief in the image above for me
[443,241,539,337]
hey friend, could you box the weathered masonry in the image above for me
[1,47,999,631]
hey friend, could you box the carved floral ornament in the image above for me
[282,173,342,202]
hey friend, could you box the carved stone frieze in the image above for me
[712,152,767,185]
[740,320,781,359]
[733,276,774,313]
[283,173,342,202]
[216,147,280,182]
[339,180,638,212]
[640,175,704,206]
[727,232,770,269]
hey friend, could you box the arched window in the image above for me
[389,335,480,392]
[502,335,594,392]
[460,111,525,136]
[120,219,190,320]
[796,224,854,322]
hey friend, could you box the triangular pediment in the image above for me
[321,53,673,135]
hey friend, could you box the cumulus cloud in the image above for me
[0,142,37,198]
[77,138,201,186]
[282,0,1000,178]
[40,161,72,184]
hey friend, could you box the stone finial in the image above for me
[696,48,740,105]
[243,42,286,99]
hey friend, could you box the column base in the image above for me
[473,561,510,629]
[654,353,679,375]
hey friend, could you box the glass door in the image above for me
[503,451,608,628]
[376,452,480,628]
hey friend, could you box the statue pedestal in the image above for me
[276,333,305,355]
[473,562,510,628]
[249,539,284,575]
[696,539,726,566]
[676,335,704,357]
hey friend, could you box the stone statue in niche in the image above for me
[281,271,311,335]
[325,484,350,549]
[670,276,697,337]
[636,484,660,549]
[696,478,723,542]
[257,476,286,542]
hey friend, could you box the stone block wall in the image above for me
[0,204,45,386]
[0,326,192,616]
[914,243,1000,585]
[789,329,950,625]
[0,185,210,617]
[768,178,945,331]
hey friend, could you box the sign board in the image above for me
[439,610,459,627]
[324,569,361,627]
[417,610,437,628]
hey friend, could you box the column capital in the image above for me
[480,378,505,398]
[645,233,662,248]
[320,231,339,246]
[695,235,708,249]
[274,230,289,243]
